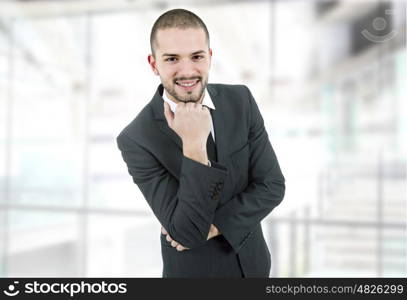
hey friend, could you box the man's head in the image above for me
[148,9,212,104]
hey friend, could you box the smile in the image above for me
[175,79,200,90]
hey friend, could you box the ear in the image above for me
[147,54,159,76]
[208,48,213,68]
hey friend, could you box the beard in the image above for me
[163,76,208,103]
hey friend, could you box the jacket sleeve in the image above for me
[117,133,228,249]
[212,86,285,253]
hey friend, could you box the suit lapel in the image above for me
[207,84,228,164]
[151,84,183,151]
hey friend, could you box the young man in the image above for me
[117,8,285,278]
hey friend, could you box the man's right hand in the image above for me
[161,227,189,251]
[161,225,221,251]
[163,101,211,151]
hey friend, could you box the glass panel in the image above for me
[87,214,161,277]
[9,17,87,207]
[0,210,6,276]
[7,210,81,277]
[10,142,83,206]
[88,140,149,212]
[382,227,407,277]
[269,220,407,277]
[383,152,407,223]
[201,1,272,89]
[309,226,379,277]
[0,20,8,205]
[88,12,155,211]
[269,221,291,277]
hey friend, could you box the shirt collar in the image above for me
[161,87,215,113]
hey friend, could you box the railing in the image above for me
[266,212,406,277]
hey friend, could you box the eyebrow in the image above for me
[162,50,206,57]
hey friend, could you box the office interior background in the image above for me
[0,0,406,277]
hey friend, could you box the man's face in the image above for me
[148,27,212,104]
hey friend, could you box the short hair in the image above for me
[150,8,210,57]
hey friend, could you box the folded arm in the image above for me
[117,133,228,249]
[212,86,285,253]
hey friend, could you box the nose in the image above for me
[176,58,198,79]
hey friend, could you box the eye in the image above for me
[165,57,177,62]
[192,55,204,61]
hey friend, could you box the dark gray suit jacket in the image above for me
[117,83,285,277]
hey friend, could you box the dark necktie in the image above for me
[206,132,217,162]
[206,109,217,162]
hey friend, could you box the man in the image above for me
[117,8,285,278]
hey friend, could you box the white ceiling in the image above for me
[0,0,224,18]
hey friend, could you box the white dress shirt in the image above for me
[162,88,216,141]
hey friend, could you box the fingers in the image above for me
[166,235,185,251]
[163,102,174,127]
[161,227,189,251]
[176,102,208,112]
[176,102,194,112]
[176,244,187,251]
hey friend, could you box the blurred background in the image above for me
[0,0,406,277]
